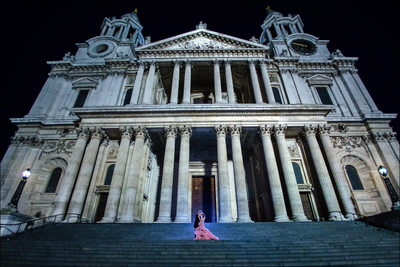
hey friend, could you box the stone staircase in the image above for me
[1,222,399,266]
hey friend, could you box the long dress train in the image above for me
[194,221,219,240]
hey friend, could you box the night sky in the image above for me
[1,1,399,160]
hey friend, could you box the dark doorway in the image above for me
[300,192,316,221]
[94,193,108,222]
[192,176,216,223]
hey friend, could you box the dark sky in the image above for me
[1,0,399,160]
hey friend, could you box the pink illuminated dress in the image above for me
[194,213,219,240]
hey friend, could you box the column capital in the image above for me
[273,124,287,136]
[318,124,333,136]
[215,125,228,136]
[173,59,183,67]
[119,126,133,139]
[101,136,110,147]
[229,125,242,136]
[90,127,106,141]
[248,59,257,65]
[179,125,192,137]
[76,127,91,140]
[303,124,318,136]
[212,59,221,65]
[224,59,231,65]
[133,126,148,139]
[164,125,178,137]
[259,125,273,136]
[184,59,193,67]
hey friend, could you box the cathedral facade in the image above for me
[1,10,398,224]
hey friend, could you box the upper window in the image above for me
[316,86,333,105]
[272,87,283,104]
[104,164,115,185]
[45,167,62,193]
[73,90,89,108]
[345,165,364,190]
[292,162,304,184]
[123,88,133,106]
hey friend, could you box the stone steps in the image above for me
[1,222,399,267]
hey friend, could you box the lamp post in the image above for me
[378,166,400,210]
[9,168,31,210]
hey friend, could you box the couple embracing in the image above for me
[193,210,219,240]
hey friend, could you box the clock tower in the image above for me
[259,9,330,60]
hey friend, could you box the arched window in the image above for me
[45,167,62,193]
[272,87,283,104]
[345,165,364,190]
[292,162,304,184]
[104,164,115,185]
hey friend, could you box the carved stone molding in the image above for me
[42,139,75,155]
[179,125,192,137]
[215,125,228,136]
[331,136,364,151]
[259,125,273,136]
[229,125,242,136]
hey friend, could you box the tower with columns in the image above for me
[1,9,398,224]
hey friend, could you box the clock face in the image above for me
[290,39,317,55]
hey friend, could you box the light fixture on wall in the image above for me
[378,165,399,210]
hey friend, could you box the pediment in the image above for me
[72,77,99,89]
[306,74,333,85]
[136,29,268,52]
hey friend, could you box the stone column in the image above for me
[120,127,148,223]
[175,125,192,222]
[130,61,145,105]
[182,60,192,104]
[304,125,344,221]
[170,61,181,104]
[156,126,177,222]
[229,126,252,222]
[259,60,276,103]
[215,125,233,222]
[142,62,156,104]
[100,127,133,223]
[259,125,291,222]
[67,128,105,220]
[248,60,264,104]
[213,60,223,103]
[52,128,90,219]
[224,60,235,103]
[274,125,309,222]
[318,125,357,219]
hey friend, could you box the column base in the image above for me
[97,217,116,223]
[274,215,292,222]
[345,213,358,220]
[174,216,190,223]
[237,216,254,223]
[118,216,135,223]
[328,212,348,221]
[219,217,234,223]
[156,216,172,223]
[292,214,311,222]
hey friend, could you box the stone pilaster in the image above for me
[215,125,233,222]
[259,125,291,222]
[229,125,252,222]
[67,128,105,220]
[170,61,181,104]
[304,124,344,221]
[213,60,222,103]
[248,60,264,104]
[174,125,192,222]
[224,60,235,103]
[156,126,177,222]
[182,60,192,104]
[119,127,148,223]
[274,125,309,222]
[259,60,276,103]
[100,127,133,223]
[130,61,145,104]
[318,125,357,219]
[142,62,156,104]
[52,128,90,219]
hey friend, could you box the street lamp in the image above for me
[9,168,31,209]
[378,165,400,210]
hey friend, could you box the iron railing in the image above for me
[0,213,82,237]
